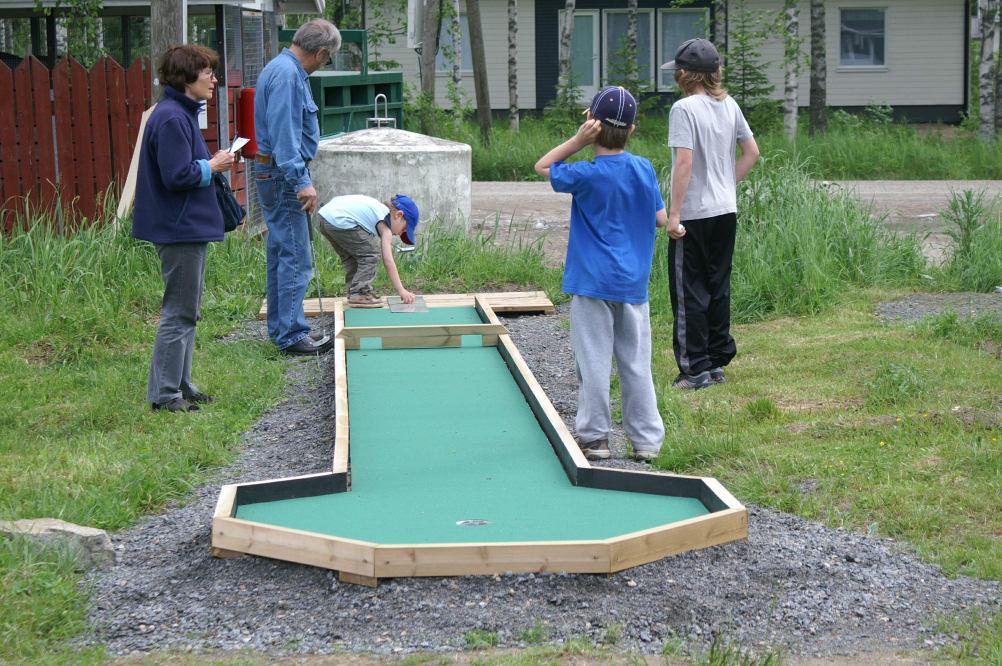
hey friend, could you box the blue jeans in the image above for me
[254,164,312,350]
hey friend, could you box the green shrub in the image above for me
[937,190,1002,292]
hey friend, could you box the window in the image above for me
[658,9,709,90]
[603,9,654,88]
[436,14,472,73]
[840,8,885,67]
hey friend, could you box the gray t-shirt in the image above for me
[668,94,753,221]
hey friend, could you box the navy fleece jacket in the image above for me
[132,86,224,244]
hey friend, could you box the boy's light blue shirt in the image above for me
[549,152,665,304]
[254,48,319,191]
[318,195,390,236]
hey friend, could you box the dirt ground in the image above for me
[468,180,1002,266]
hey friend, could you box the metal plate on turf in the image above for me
[388,295,428,313]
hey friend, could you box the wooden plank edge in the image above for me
[211,516,377,576]
[260,291,556,320]
[374,540,612,577]
[213,484,238,519]
[333,336,349,475]
[607,508,749,572]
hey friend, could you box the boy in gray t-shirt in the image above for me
[662,38,760,390]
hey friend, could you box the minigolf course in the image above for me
[213,293,747,586]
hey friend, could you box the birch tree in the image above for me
[448,0,463,127]
[978,0,999,140]
[782,0,800,141]
[508,0,519,131]
[558,0,576,94]
[808,0,827,135]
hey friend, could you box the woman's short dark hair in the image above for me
[596,123,630,150]
[158,44,220,92]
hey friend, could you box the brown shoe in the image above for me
[575,437,610,461]
[347,293,383,308]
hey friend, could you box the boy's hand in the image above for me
[398,289,416,304]
[667,212,686,240]
[573,119,602,147]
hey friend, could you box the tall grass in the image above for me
[418,114,1002,182]
[648,159,927,323]
[936,190,1002,292]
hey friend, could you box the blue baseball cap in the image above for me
[391,194,419,245]
[589,86,637,128]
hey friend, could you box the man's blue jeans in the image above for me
[254,163,312,350]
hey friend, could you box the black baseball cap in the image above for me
[660,38,720,73]
[589,86,637,128]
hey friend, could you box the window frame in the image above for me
[601,8,656,89]
[557,8,602,101]
[435,12,473,75]
[837,6,889,71]
[656,7,711,92]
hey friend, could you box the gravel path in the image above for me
[84,307,1001,659]
[877,292,1002,322]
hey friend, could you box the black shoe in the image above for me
[183,391,215,404]
[281,335,334,356]
[309,331,328,343]
[672,371,712,391]
[152,397,200,413]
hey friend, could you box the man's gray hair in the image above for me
[293,19,341,54]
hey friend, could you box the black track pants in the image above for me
[667,212,737,376]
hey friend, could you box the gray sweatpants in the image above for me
[147,243,207,405]
[318,222,381,297]
[570,295,665,454]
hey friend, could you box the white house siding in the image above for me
[367,0,537,110]
[739,0,965,107]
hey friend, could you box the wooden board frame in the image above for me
[258,290,556,320]
[214,293,747,582]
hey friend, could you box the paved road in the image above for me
[469,180,1002,265]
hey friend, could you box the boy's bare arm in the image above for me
[534,118,602,178]
[656,207,669,227]
[736,137,760,184]
[668,148,692,239]
[379,225,415,304]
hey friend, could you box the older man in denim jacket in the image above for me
[254,19,340,355]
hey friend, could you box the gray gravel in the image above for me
[83,306,1001,659]
[877,292,1002,322]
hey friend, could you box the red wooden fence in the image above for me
[0,55,244,233]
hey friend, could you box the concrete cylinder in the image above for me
[311,129,472,239]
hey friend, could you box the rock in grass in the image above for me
[0,518,115,570]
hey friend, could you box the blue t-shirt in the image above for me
[549,152,666,304]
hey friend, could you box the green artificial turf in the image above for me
[343,306,485,327]
[236,345,708,543]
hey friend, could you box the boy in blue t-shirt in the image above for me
[534,86,669,462]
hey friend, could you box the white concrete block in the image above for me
[311,128,472,242]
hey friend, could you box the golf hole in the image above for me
[456,519,490,526]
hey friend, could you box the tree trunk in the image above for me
[450,0,462,87]
[450,0,462,127]
[151,0,184,98]
[558,0,576,89]
[808,0,826,135]
[979,0,999,140]
[419,0,440,98]
[508,0,519,131]
[627,0,638,88]
[714,0,727,61]
[782,0,799,142]
[993,5,1002,134]
[466,0,491,142]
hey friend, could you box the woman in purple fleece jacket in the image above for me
[134,45,234,413]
